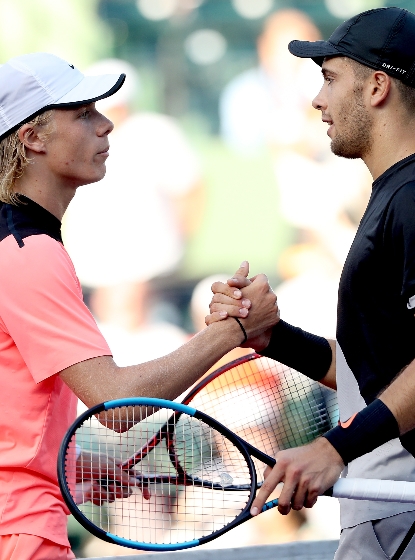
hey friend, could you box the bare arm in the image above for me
[379,358,415,434]
[60,273,279,408]
[321,339,337,389]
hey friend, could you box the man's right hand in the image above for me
[206,261,280,350]
[207,261,253,322]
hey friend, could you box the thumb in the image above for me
[228,261,250,288]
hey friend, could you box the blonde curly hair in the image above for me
[0,110,55,205]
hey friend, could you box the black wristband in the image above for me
[323,399,400,465]
[259,320,332,381]
[232,317,247,344]
[400,429,415,457]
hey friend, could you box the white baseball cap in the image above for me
[86,58,141,111]
[0,52,126,141]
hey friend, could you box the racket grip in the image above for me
[329,478,415,503]
[261,498,279,512]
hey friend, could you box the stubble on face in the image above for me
[330,82,373,160]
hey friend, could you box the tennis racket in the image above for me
[58,397,415,552]
[179,353,338,483]
[115,354,339,482]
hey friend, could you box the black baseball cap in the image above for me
[289,7,415,87]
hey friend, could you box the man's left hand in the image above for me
[251,437,344,516]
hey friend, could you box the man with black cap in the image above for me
[208,7,415,559]
[0,53,279,559]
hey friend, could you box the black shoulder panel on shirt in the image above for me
[0,196,62,247]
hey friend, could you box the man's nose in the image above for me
[312,85,326,111]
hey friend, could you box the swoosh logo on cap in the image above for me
[340,413,358,429]
[69,64,74,69]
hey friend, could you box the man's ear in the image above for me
[18,123,47,154]
[369,71,391,107]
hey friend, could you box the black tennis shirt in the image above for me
[261,153,415,525]
[337,153,415,404]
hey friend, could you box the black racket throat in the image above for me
[193,409,274,466]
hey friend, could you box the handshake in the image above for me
[205,260,280,351]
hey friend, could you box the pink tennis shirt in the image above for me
[0,196,111,546]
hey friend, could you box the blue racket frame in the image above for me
[58,397,275,551]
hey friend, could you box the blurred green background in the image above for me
[3,0,408,286]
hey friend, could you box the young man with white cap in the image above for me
[208,7,415,559]
[0,52,279,560]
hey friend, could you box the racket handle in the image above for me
[261,498,279,512]
[329,478,415,503]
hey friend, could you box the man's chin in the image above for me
[331,141,360,160]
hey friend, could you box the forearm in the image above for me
[260,321,337,389]
[116,321,246,402]
[61,320,247,407]
[62,272,279,406]
[321,339,337,389]
[322,359,415,465]
[379,358,415,434]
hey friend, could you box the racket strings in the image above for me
[63,405,253,545]
[185,356,338,479]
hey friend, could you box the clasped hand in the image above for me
[205,261,280,350]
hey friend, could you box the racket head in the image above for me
[58,397,260,551]
[181,353,339,480]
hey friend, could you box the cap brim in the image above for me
[288,40,341,66]
[0,73,126,143]
[54,73,126,107]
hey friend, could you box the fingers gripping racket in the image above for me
[58,397,415,552]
